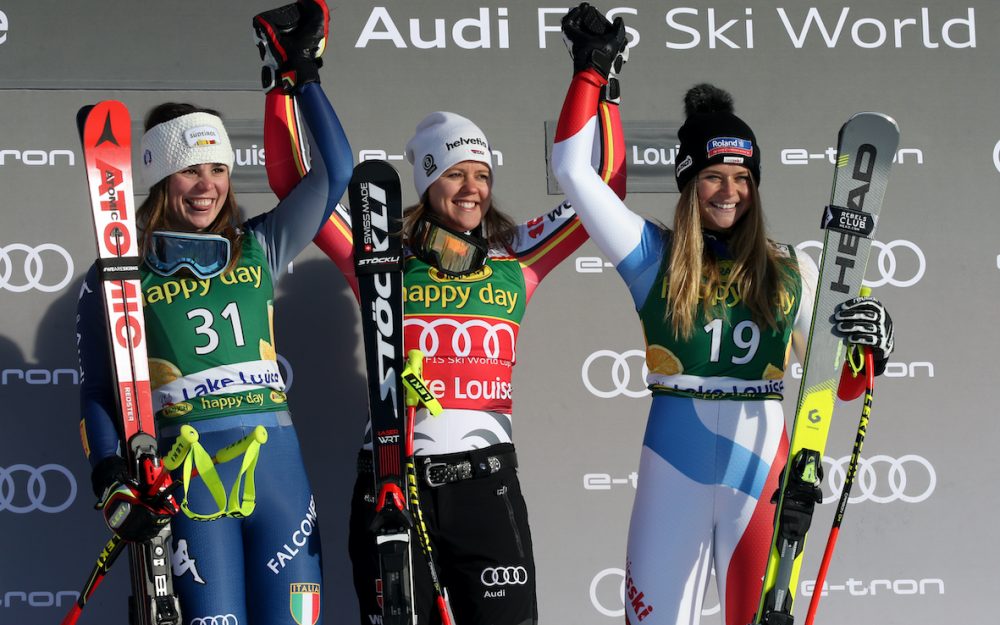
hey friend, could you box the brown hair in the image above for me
[136,103,243,271]
[402,192,517,252]
[665,176,798,338]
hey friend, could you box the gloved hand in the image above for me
[253,0,329,93]
[92,455,179,543]
[561,2,629,101]
[833,296,895,376]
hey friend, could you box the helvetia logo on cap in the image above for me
[184,126,222,147]
[706,137,753,158]
[445,136,488,151]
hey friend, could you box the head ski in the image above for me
[751,112,900,625]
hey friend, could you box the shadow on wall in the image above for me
[273,256,367,616]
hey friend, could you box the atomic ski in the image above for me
[76,101,181,625]
[349,159,415,625]
[752,112,900,625]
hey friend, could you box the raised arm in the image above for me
[550,5,645,268]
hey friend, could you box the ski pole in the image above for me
[401,350,456,625]
[804,288,877,625]
[61,534,127,625]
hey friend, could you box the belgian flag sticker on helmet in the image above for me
[290,583,320,625]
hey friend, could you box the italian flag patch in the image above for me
[290,583,320,625]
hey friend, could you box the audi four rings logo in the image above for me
[582,350,650,399]
[590,568,720,618]
[190,616,239,625]
[823,454,936,504]
[796,239,925,288]
[481,566,529,587]
[0,464,78,514]
[0,243,74,292]
[407,318,517,360]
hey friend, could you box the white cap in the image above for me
[404,111,493,197]
[140,112,235,187]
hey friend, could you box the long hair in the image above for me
[402,193,517,252]
[136,103,243,271]
[666,177,798,339]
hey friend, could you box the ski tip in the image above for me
[846,111,901,133]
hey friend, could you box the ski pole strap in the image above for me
[402,349,443,415]
[164,425,268,521]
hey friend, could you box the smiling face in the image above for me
[165,163,231,232]
[695,163,752,232]
[425,160,493,233]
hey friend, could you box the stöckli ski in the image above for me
[349,159,415,625]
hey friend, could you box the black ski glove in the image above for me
[561,3,629,101]
[832,296,895,376]
[253,0,329,93]
[91,455,179,542]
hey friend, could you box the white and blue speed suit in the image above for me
[551,70,817,625]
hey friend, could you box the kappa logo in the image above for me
[171,538,206,584]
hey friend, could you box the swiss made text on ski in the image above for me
[349,160,415,625]
[752,112,899,625]
[73,101,181,625]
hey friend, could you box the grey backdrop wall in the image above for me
[1,1,996,624]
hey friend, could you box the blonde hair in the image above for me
[666,177,797,338]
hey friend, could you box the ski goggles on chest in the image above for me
[145,230,231,280]
[411,216,489,277]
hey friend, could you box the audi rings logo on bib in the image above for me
[0,243,74,293]
[796,239,925,288]
[582,350,650,399]
[823,454,936,504]
[190,616,239,625]
[0,464,78,514]
[481,566,529,587]
[406,317,516,360]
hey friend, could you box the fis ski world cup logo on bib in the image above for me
[289,583,320,625]
[706,137,753,158]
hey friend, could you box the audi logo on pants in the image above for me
[0,243,74,292]
[481,566,529,586]
[823,454,936,504]
[582,349,650,399]
[190,616,239,625]
[796,239,925,287]
[0,464,78,513]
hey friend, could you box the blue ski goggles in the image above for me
[145,231,231,280]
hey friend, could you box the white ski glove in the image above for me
[833,296,894,376]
